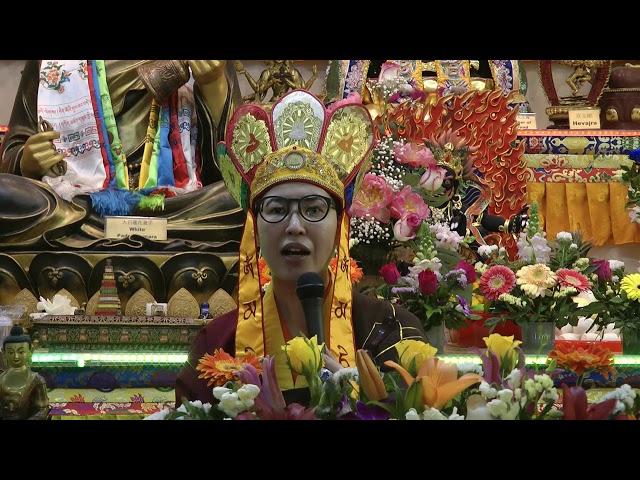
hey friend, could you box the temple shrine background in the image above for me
[0,59,636,265]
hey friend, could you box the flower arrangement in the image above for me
[375,222,476,333]
[467,334,623,420]
[575,259,640,351]
[349,139,433,250]
[478,222,596,329]
[146,333,635,421]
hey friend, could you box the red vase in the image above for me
[455,312,522,348]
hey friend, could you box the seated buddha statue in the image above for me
[0,60,245,251]
[0,325,49,420]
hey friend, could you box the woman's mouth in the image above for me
[280,243,311,258]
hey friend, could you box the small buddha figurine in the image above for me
[0,326,49,420]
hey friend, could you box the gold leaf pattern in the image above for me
[231,114,272,173]
[167,288,200,318]
[208,288,237,320]
[124,288,156,316]
[322,107,372,180]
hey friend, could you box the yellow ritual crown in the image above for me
[217,90,375,210]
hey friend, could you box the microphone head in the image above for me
[296,272,325,300]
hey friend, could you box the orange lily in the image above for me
[385,357,482,410]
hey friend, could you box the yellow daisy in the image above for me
[621,273,640,302]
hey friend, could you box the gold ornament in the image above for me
[124,288,156,316]
[167,288,200,318]
[208,288,237,320]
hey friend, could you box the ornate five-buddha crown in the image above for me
[217,90,375,210]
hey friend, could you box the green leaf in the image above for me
[402,172,422,188]
[404,379,424,413]
[435,247,461,271]
[545,359,557,373]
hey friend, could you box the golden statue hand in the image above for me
[187,60,227,85]
[187,60,229,127]
[20,131,64,179]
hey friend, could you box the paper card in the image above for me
[105,216,167,241]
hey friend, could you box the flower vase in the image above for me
[623,329,640,355]
[425,322,445,354]
[520,321,555,355]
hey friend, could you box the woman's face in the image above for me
[256,182,338,284]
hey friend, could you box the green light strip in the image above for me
[436,354,547,366]
[437,354,640,367]
[32,352,188,367]
[30,352,640,368]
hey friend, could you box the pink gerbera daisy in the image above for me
[556,268,591,292]
[480,265,517,301]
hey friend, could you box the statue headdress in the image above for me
[426,129,479,181]
[217,90,374,373]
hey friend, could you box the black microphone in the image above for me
[296,272,325,345]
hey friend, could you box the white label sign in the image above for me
[516,113,537,130]
[569,108,601,130]
[105,216,168,241]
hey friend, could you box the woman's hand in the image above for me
[322,349,343,373]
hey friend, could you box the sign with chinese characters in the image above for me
[516,113,538,130]
[104,216,168,241]
[569,108,601,130]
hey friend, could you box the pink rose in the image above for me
[419,166,447,192]
[390,186,430,221]
[349,173,393,223]
[393,143,436,169]
[393,212,422,241]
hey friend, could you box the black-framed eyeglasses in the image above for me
[257,195,335,223]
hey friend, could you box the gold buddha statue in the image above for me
[0,60,245,251]
[0,325,49,420]
[235,60,319,104]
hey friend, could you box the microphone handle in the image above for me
[300,297,325,345]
